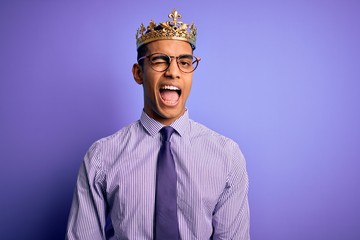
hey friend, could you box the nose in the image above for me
[164,57,181,78]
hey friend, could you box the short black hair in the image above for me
[137,44,148,67]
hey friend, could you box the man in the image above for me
[66,9,250,239]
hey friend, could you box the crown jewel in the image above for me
[136,9,197,49]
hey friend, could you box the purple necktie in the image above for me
[154,126,180,240]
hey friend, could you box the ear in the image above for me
[132,64,143,85]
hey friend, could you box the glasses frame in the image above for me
[138,53,201,73]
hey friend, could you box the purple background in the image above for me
[1,1,359,239]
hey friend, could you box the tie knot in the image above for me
[160,126,175,142]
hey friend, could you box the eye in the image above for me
[178,55,194,68]
[150,55,169,65]
[179,60,191,66]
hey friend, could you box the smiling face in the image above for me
[132,40,194,125]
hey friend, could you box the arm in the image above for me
[212,142,250,240]
[66,143,108,240]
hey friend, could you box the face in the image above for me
[132,40,194,125]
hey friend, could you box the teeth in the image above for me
[161,85,180,91]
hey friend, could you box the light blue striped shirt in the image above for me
[66,110,250,239]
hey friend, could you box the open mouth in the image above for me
[159,85,181,106]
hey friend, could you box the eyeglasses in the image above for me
[138,53,201,73]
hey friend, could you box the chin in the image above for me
[157,107,185,121]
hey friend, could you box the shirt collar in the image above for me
[140,110,189,137]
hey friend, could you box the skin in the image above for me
[132,40,194,126]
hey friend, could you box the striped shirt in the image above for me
[66,110,250,239]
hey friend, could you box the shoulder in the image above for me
[188,119,247,178]
[189,119,238,147]
[188,119,244,160]
[85,120,143,161]
[96,120,142,144]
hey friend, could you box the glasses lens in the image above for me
[177,55,198,73]
[149,54,170,72]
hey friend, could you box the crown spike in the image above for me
[169,9,182,23]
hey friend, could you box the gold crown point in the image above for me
[169,9,181,22]
[136,9,197,50]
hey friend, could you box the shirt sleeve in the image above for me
[65,142,108,240]
[211,141,250,240]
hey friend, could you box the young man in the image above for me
[66,9,250,239]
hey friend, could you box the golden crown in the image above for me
[136,9,197,49]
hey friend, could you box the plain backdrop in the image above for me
[1,1,359,239]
